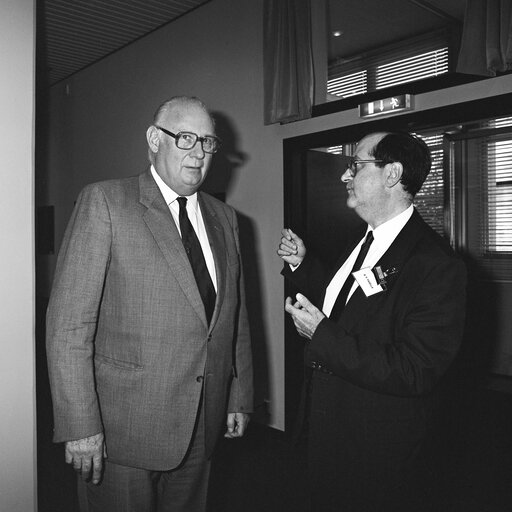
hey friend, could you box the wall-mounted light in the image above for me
[332,30,343,37]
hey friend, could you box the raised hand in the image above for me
[277,228,306,267]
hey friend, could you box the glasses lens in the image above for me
[176,132,197,150]
[202,137,219,154]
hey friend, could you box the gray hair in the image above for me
[152,96,214,126]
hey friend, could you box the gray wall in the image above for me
[44,0,512,430]
[0,0,36,509]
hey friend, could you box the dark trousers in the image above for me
[306,372,436,512]
[79,403,210,512]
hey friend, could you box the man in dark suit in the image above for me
[46,96,253,512]
[278,131,466,511]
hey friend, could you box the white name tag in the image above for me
[353,267,384,297]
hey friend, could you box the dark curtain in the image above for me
[263,0,314,125]
[457,0,512,76]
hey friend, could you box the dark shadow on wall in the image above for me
[237,213,271,423]
[202,111,247,199]
[204,110,270,422]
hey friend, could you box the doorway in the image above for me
[283,94,512,432]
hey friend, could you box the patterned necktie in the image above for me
[329,231,374,320]
[177,197,216,324]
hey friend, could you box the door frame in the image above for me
[282,92,512,433]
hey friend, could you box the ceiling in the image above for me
[328,0,466,61]
[38,0,466,87]
[38,0,211,86]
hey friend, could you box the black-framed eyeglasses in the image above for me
[156,125,221,154]
[347,158,385,176]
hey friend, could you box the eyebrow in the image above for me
[176,128,216,137]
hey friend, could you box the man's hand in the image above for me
[65,432,106,485]
[277,228,306,267]
[285,293,325,340]
[224,412,250,439]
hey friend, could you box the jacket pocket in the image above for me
[95,353,144,370]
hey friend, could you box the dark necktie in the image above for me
[177,197,216,324]
[329,230,374,320]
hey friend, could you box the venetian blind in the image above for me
[478,126,512,281]
[327,29,451,99]
[414,133,445,237]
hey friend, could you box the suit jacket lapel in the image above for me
[198,192,227,330]
[341,210,426,329]
[138,170,208,327]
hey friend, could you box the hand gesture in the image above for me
[285,293,325,340]
[277,228,306,267]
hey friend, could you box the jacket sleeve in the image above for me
[46,184,112,442]
[227,209,253,413]
[281,253,329,307]
[307,254,467,397]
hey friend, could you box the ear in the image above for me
[146,125,160,154]
[385,162,403,188]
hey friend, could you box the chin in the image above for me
[346,197,357,209]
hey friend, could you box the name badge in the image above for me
[353,267,384,297]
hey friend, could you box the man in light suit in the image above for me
[46,96,253,512]
[278,132,466,511]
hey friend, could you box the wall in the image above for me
[0,0,36,510]
[45,0,512,430]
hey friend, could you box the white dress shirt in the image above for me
[322,205,414,316]
[151,165,217,291]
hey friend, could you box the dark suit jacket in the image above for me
[283,209,466,507]
[46,170,253,471]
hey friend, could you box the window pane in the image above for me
[327,70,367,99]
[414,133,445,237]
[376,48,448,90]
[486,138,512,253]
[327,29,453,100]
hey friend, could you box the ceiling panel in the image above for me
[39,0,211,85]
[39,0,467,87]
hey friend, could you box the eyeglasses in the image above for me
[156,125,221,154]
[347,158,385,177]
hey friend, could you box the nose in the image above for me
[341,168,353,183]
[190,139,206,159]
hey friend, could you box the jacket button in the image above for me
[196,376,203,383]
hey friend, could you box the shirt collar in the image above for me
[150,165,199,210]
[369,204,414,242]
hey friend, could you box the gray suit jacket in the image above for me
[46,170,253,470]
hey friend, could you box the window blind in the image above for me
[327,29,451,99]
[326,144,346,155]
[375,48,448,90]
[328,70,367,98]
[414,134,445,237]
[478,130,512,281]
